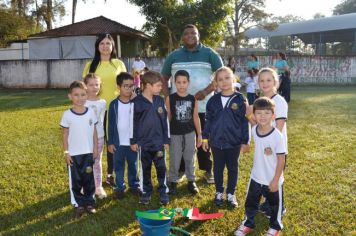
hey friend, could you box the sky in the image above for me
[60,0,343,30]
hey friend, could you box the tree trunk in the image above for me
[233,0,239,55]
[35,0,41,30]
[167,27,174,53]
[45,0,53,30]
[72,0,77,23]
[160,21,174,53]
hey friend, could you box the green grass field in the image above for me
[0,86,355,236]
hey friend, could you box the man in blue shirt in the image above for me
[161,24,223,184]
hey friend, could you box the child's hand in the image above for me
[164,144,169,151]
[196,135,202,148]
[202,141,209,152]
[131,144,138,152]
[245,104,253,115]
[241,144,250,153]
[269,180,279,192]
[108,144,116,154]
[65,154,73,166]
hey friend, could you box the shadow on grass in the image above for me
[0,89,69,112]
[0,191,137,235]
[167,179,272,235]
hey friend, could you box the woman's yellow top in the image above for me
[82,59,126,109]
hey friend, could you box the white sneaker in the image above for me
[227,193,238,208]
[266,228,280,236]
[234,224,253,236]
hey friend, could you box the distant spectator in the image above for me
[244,68,259,105]
[132,54,146,74]
[274,52,291,103]
[247,54,259,70]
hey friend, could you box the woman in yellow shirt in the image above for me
[82,34,126,187]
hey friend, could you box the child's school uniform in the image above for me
[168,93,196,183]
[271,94,288,157]
[60,107,97,207]
[130,94,170,197]
[202,92,249,195]
[85,99,106,190]
[243,125,286,231]
[108,98,139,193]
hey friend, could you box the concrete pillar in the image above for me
[117,35,121,58]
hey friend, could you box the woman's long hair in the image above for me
[89,34,118,73]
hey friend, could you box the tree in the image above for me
[36,0,65,30]
[127,0,231,56]
[313,12,325,19]
[0,7,38,46]
[333,0,356,15]
[227,0,277,55]
[0,0,65,46]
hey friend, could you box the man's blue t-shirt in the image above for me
[161,43,223,113]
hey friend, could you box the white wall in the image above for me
[0,57,355,88]
[0,59,88,88]
[0,43,29,60]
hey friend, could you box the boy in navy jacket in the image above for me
[108,72,140,199]
[130,71,170,205]
[202,67,249,208]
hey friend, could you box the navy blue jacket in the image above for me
[202,92,249,149]
[130,94,170,150]
[107,98,133,147]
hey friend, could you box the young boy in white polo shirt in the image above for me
[235,97,286,236]
[60,80,98,217]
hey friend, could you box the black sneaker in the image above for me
[115,190,125,199]
[86,205,97,214]
[106,175,116,187]
[204,171,215,184]
[169,182,177,195]
[75,206,85,217]
[214,192,224,206]
[139,194,151,205]
[187,181,199,195]
[159,193,169,206]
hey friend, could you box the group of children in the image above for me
[61,65,288,236]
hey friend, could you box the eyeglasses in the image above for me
[122,84,134,89]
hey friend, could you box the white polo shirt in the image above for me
[117,100,132,146]
[85,99,106,138]
[271,94,288,154]
[251,125,286,186]
[60,107,98,156]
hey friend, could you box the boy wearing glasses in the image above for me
[108,72,140,199]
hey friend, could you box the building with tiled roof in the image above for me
[27,16,150,59]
